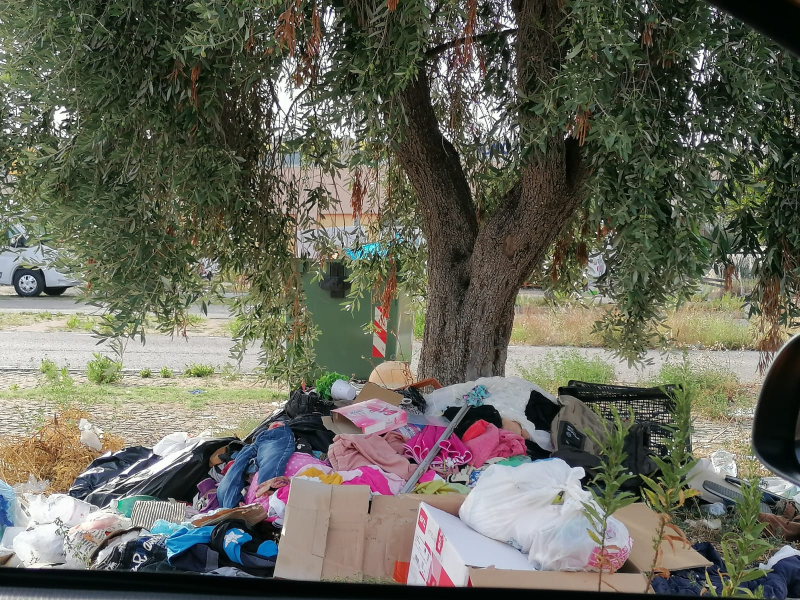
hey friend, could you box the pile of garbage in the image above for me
[2,374,800,596]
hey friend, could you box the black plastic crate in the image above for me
[558,381,688,457]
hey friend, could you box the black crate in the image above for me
[558,381,688,457]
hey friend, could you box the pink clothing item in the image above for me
[328,433,417,480]
[244,473,290,514]
[342,467,393,495]
[418,469,440,484]
[404,426,472,470]
[383,431,408,455]
[463,423,527,467]
[283,452,330,478]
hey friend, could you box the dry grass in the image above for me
[0,407,125,493]
[509,302,755,351]
[510,305,605,346]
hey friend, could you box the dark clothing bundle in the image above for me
[652,542,800,598]
[443,405,503,438]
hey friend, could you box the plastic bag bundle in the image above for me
[13,523,65,565]
[459,459,632,572]
[27,493,95,527]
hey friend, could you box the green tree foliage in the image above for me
[0,0,798,382]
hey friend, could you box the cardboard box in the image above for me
[274,478,464,582]
[330,398,407,435]
[276,480,711,591]
[407,502,712,592]
[322,383,405,435]
[407,503,534,586]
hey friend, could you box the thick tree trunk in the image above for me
[390,0,584,385]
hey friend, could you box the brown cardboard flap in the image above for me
[468,568,652,593]
[616,503,713,572]
[274,480,333,581]
[321,415,363,435]
[276,480,468,583]
[355,382,404,406]
[365,494,466,580]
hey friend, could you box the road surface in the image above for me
[0,328,766,382]
[0,290,234,319]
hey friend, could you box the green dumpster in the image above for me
[299,260,414,380]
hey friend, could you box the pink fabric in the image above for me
[463,423,527,467]
[383,431,408,455]
[342,466,393,495]
[404,426,472,470]
[244,473,291,513]
[418,469,439,484]
[328,433,417,480]
[283,452,330,478]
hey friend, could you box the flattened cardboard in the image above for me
[468,568,651,593]
[355,382,404,407]
[274,479,464,582]
[616,503,712,572]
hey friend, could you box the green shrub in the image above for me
[315,371,347,400]
[65,314,95,331]
[521,350,615,395]
[184,363,215,378]
[139,368,152,378]
[40,358,58,377]
[87,353,123,384]
[649,358,749,420]
[160,366,174,378]
[186,314,205,327]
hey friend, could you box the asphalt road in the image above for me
[0,327,766,382]
[0,288,233,319]
[0,330,261,372]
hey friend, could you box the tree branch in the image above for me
[425,28,518,59]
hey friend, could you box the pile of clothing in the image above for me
[1,373,764,597]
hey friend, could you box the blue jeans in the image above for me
[217,426,295,509]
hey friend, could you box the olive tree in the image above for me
[1,0,798,384]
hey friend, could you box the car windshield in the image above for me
[0,0,798,596]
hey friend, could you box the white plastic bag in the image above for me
[710,450,738,478]
[64,511,131,569]
[27,494,95,527]
[153,432,195,457]
[78,419,104,452]
[13,523,65,565]
[459,460,632,572]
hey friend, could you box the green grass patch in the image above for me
[520,350,615,395]
[139,368,152,378]
[160,366,174,378]
[0,311,64,329]
[0,381,284,407]
[647,359,753,421]
[665,310,752,350]
[65,314,96,332]
[87,353,123,384]
[184,363,216,378]
[186,314,206,328]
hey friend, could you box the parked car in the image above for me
[0,223,80,297]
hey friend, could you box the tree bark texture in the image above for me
[393,0,585,385]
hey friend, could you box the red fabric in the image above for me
[461,420,490,443]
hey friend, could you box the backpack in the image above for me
[550,396,610,455]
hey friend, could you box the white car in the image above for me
[0,224,80,297]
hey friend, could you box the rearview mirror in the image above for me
[752,334,800,485]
